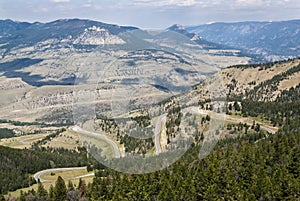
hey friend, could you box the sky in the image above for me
[0,0,299,29]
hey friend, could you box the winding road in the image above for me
[70,107,276,159]
[185,106,277,134]
[70,126,121,158]
[154,114,167,155]
[260,125,276,134]
[33,167,94,182]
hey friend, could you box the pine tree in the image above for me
[18,191,26,201]
[37,181,48,197]
[78,179,87,198]
[67,180,75,191]
[49,185,54,201]
[54,176,67,201]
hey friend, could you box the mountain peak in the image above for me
[167,24,186,33]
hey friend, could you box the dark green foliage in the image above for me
[14,96,300,200]
[82,92,300,200]
[241,99,300,129]
[48,185,54,200]
[233,101,240,111]
[0,146,89,194]
[67,180,74,192]
[0,119,71,128]
[78,178,87,199]
[54,176,67,201]
[82,128,300,200]
[37,181,48,198]
[120,135,154,154]
[0,128,15,139]
[131,114,151,127]
[205,115,211,121]
[276,83,300,102]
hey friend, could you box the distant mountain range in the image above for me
[0,19,137,55]
[1,18,299,90]
[186,20,300,61]
[0,18,251,123]
[0,18,250,87]
[0,19,245,56]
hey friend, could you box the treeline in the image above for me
[0,128,15,139]
[241,99,300,128]
[276,83,300,102]
[229,57,298,70]
[11,98,299,200]
[31,128,66,148]
[0,146,89,194]
[0,119,72,128]
[83,129,300,200]
[12,128,298,201]
[5,176,90,201]
[243,64,300,101]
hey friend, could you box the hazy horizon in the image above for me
[0,0,299,29]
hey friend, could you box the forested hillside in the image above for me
[10,107,300,200]
[0,146,89,195]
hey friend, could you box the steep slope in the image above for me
[0,19,31,38]
[185,58,300,103]
[170,57,300,111]
[186,20,300,61]
[221,58,300,101]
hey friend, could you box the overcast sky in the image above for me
[0,0,299,28]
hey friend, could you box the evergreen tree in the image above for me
[18,191,26,201]
[37,181,48,197]
[49,185,54,201]
[54,176,67,201]
[78,179,87,198]
[67,180,74,191]
[234,101,241,111]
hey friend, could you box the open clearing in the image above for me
[42,129,82,150]
[37,167,94,182]
[7,167,94,198]
[0,133,50,149]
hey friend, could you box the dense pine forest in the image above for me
[6,112,300,200]
[6,97,300,200]
[85,101,300,200]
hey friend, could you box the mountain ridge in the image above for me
[186,19,300,61]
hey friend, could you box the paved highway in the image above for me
[154,114,167,155]
[33,167,89,182]
[70,126,121,158]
